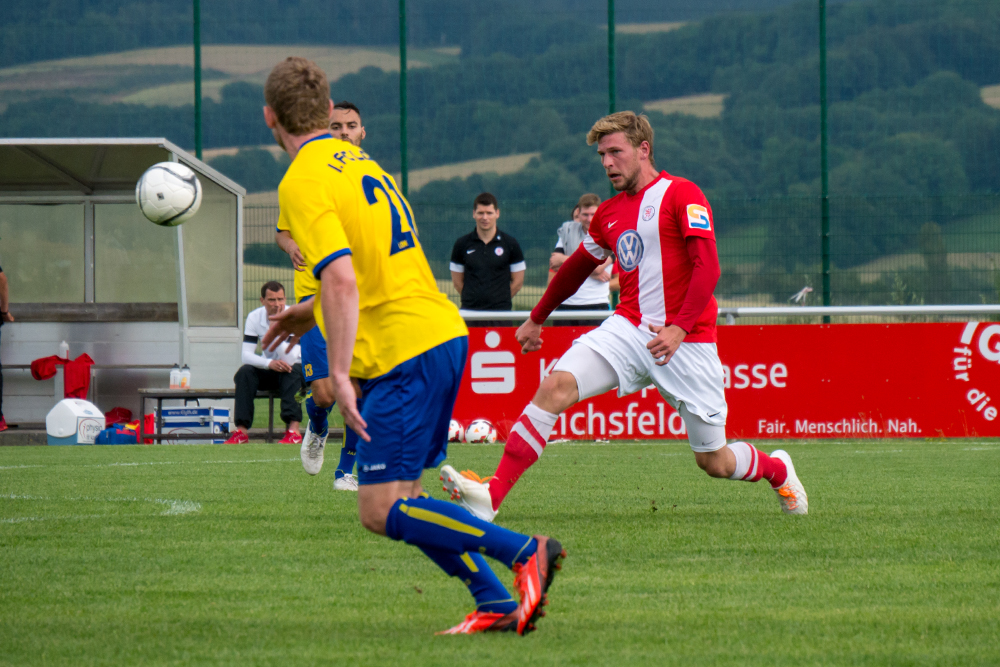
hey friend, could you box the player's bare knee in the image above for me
[310,379,335,408]
[534,371,579,414]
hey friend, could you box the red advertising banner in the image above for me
[452,322,1000,440]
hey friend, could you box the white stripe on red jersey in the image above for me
[588,172,719,343]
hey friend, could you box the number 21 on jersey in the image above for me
[362,174,417,255]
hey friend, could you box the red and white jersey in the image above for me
[583,171,718,342]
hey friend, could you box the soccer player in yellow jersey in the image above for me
[260,57,564,635]
[273,103,368,490]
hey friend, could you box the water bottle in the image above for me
[58,340,70,359]
[169,364,181,389]
[180,365,191,389]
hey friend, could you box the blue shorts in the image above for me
[356,336,468,485]
[300,325,328,382]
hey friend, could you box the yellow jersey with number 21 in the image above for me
[278,135,467,379]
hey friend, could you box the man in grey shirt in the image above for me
[548,193,614,326]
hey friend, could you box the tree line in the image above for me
[3,0,999,295]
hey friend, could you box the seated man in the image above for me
[227,281,304,444]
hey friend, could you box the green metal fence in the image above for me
[2,0,999,318]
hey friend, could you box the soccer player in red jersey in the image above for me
[441,111,808,521]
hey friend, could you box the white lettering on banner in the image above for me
[471,351,515,394]
[554,402,681,437]
[540,359,559,383]
[588,403,605,435]
[722,363,787,389]
[638,411,656,435]
[967,388,997,421]
[977,324,1000,363]
[887,419,921,434]
[626,403,639,435]
[757,419,788,435]
[609,412,624,435]
[794,418,881,435]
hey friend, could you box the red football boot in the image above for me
[436,610,517,635]
[513,535,566,635]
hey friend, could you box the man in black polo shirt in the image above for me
[450,193,526,326]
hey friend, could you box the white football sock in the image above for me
[726,441,758,481]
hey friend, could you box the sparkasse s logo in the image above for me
[687,204,711,230]
[471,331,515,394]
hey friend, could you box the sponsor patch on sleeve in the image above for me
[687,204,711,231]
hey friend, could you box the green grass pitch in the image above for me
[2,440,998,665]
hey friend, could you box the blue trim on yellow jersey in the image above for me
[298,294,315,304]
[313,248,352,278]
[299,133,332,150]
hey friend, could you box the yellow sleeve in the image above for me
[278,176,351,280]
[276,208,289,232]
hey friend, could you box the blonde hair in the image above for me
[264,57,331,135]
[586,111,656,168]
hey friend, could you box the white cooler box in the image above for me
[46,399,106,445]
[160,406,232,444]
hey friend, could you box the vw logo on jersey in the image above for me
[642,205,656,221]
[615,230,644,272]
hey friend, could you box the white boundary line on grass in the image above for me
[0,458,297,471]
[2,493,202,517]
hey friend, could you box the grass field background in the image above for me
[2,440,998,665]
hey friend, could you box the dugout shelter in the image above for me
[0,138,245,423]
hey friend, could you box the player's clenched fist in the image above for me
[646,324,687,366]
[516,319,544,354]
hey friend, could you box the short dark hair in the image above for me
[474,192,499,210]
[261,281,285,299]
[334,100,361,119]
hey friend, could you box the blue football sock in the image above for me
[419,546,517,615]
[385,495,537,569]
[305,393,331,438]
[335,427,358,480]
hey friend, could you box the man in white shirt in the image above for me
[548,193,613,326]
[226,281,304,444]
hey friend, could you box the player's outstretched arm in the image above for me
[275,230,307,272]
[319,256,369,442]
[263,301,315,351]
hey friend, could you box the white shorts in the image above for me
[552,314,729,451]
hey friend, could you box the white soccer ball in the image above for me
[465,419,497,444]
[448,419,465,443]
[136,162,203,226]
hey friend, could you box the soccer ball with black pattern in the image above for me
[136,162,203,226]
[464,419,497,444]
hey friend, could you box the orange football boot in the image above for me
[513,535,566,635]
[436,610,517,635]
